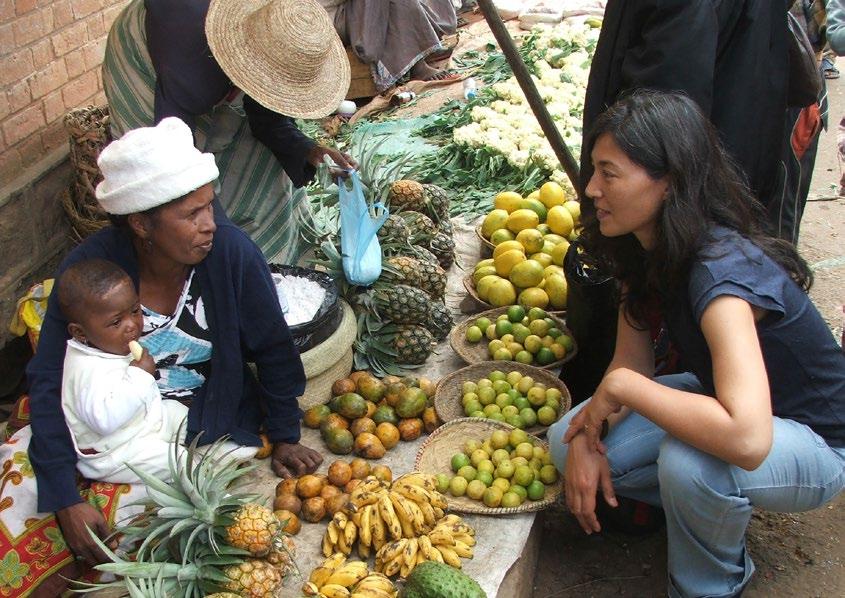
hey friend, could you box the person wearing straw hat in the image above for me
[102,0,356,263]
[18,117,321,577]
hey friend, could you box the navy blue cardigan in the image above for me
[27,213,305,512]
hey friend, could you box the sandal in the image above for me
[823,56,840,79]
[423,70,462,82]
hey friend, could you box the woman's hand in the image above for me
[563,371,627,449]
[55,502,117,565]
[271,442,323,478]
[307,144,358,176]
[565,433,617,534]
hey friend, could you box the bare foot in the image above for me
[409,59,461,82]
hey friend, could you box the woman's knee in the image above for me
[657,436,734,500]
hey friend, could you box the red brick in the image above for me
[28,59,67,99]
[0,92,9,120]
[51,20,88,57]
[0,22,12,55]
[40,118,66,151]
[7,79,30,112]
[52,0,72,28]
[82,37,106,70]
[0,0,14,23]
[12,9,45,46]
[62,70,98,108]
[86,12,105,39]
[72,0,101,20]
[64,48,85,78]
[93,90,106,106]
[16,128,44,165]
[39,4,51,30]
[14,0,36,16]
[102,3,125,29]
[0,147,23,183]
[0,49,33,86]
[42,88,64,122]
[2,103,44,146]
[30,37,52,69]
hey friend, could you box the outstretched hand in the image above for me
[307,144,358,177]
[271,442,323,478]
[55,502,116,566]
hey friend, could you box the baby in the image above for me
[56,258,189,484]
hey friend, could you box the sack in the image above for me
[8,279,53,352]
[338,171,389,286]
[787,11,823,107]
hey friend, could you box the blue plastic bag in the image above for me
[338,171,389,286]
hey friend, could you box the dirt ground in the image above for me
[530,74,845,598]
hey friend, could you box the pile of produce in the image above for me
[303,371,441,456]
[473,183,581,309]
[273,458,393,527]
[464,306,574,366]
[302,554,398,598]
[81,436,296,598]
[458,368,564,428]
[320,473,476,576]
[441,428,559,508]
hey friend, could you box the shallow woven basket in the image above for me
[462,275,566,317]
[449,307,577,370]
[434,361,571,436]
[299,300,357,409]
[475,224,496,257]
[415,417,561,514]
[61,105,112,240]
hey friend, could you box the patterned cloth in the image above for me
[101,0,311,263]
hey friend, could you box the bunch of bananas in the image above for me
[321,473,476,577]
[303,553,397,598]
[374,513,475,577]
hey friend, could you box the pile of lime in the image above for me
[434,428,559,508]
[459,368,562,428]
[464,306,574,366]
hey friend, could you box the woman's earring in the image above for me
[146,239,154,253]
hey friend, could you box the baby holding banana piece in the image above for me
[56,258,188,484]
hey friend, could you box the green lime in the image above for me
[451,452,470,472]
[477,387,496,406]
[483,404,501,417]
[449,476,469,497]
[527,307,548,321]
[466,479,487,500]
[512,464,535,487]
[514,396,531,411]
[511,324,531,344]
[505,414,525,429]
[519,407,538,427]
[501,405,519,418]
[488,412,506,422]
[495,320,513,337]
[559,334,575,351]
[547,327,562,338]
[462,381,478,395]
[435,473,451,493]
[508,483,528,500]
[535,347,556,366]
[488,370,507,383]
[492,380,512,395]
[540,464,559,484]
[463,400,482,416]
[470,410,485,418]
[482,487,504,508]
[506,305,526,323]
[493,348,513,361]
[477,459,495,474]
[476,470,494,487]
[495,393,514,410]
[509,428,529,447]
[457,465,477,482]
[474,317,492,332]
[501,491,522,508]
[507,389,521,402]
[491,447,510,464]
[537,405,557,425]
[466,326,483,343]
[526,480,546,500]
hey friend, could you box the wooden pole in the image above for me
[475,0,581,189]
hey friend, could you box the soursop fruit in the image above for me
[400,561,487,598]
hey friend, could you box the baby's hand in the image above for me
[128,342,156,375]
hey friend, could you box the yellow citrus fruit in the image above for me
[546,205,575,237]
[518,287,550,309]
[540,240,557,255]
[568,229,580,242]
[476,275,501,300]
[481,209,510,238]
[489,228,515,245]
[536,223,551,235]
[527,190,541,201]
[543,233,568,246]
[494,249,527,277]
[550,240,570,266]
[519,198,548,223]
[545,273,568,310]
[494,191,524,213]
[543,265,565,279]
[505,209,540,234]
[550,343,566,359]
[563,200,581,223]
[475,258,494,270]
[508,260,545,289]
[487,278,518,307]
[473,265,498,284]
[515,229,544,254]
[538,182,566,209]
[530,252,553,268]
[493,240,526,259]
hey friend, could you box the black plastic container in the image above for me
[268,264,341,353]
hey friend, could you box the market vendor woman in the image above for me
[549,91,845,597]
[20,117,321,582]
[103,0,356,262]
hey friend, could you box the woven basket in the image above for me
[434,361,571,436]
[414,417,561,514]
[61,105,112,240]
[449,307,577,370]
[299,299,357,409]
[475,224,495,257]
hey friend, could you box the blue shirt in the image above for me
[665,226,845,448]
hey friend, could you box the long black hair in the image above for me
[579,90,812,326]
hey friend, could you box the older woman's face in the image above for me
[146,183,217,265]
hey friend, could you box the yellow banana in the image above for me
[452,532,476,546]
[327,521,340,545]
[403,537,419,568]
[356,573,395,594]
[351,489,383,509]
[351,589,396,598]
[323,553,348,569]
[391,481,430,505]
[320,583,352,598]
[359,504,373,547]
[399,558,413,579]
[358,539,370,559]
[302,581,320,596]
[334,511,349,530]
[388,493,415,539]
[325,561,369,587]
[336,527,351,555]
[436,545,462,568]
[396,472,437,492]
[309,566,335,588]
[378,494,402,540]
[427,527,455,547]
[417,500,437,527]
[371,504,387,550]
[417,534,441,563]
[322,532,336,557]
[415,548,427,566]
[433,506,445,519]
[402,498,427,535]
[382,553,403,577]
[343,519,358,548]
[427,490,448,510]
[453,539,474,558]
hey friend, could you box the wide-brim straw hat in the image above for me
[205,0,351,119]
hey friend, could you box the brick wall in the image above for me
[0,0,129,186]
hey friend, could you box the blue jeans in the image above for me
[547,373,845,598]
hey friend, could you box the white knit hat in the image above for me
[95,117,220,215]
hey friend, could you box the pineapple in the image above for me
[406,244,440,266]
[399,211,437,243]
[426,301,454,341]
[422,184,451,221]
[393,324,437,364]
[226,503,280,557]
[353,316,437,376]
[382,255,421,287]
[223,559,282,598]
[388,179,426,212]
[363,284,432,325]
[428,231,456,270]
[416,260,447,301]
[377,214,411,244]
[438,217,454,237]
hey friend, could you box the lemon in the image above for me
[540,240,557,255]
[476,274,500,300]
[563,200,581,223]
[549,343,566,359]
[518,287,550,309]
[508,260,545,288]
[538,181,566,208]
[475,258,494,271]
[494,191,523,213]
[526,190,541,201]
[489,228,516,245]
[473,265,498,284]
[505,209,540,234]
[515,228,544,254]
[546,205,574,237]
[543,233,568,246]
[550,241,570,266]
[481,209,509,238]
[519,198,548,223]
[545,274,568,310]
[507,305,526,322]
[515,350,533,364]
[530,252,553,268]
[494,249,527,277]
[487,278,517,307]
[543,265,565,279]
[493,240,526,259]
[536,223,551,235]
[568,229,579,242]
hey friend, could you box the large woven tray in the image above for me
[434,361,571,436]
[415,418,561,514]
[449,307,577,370]
[475,224,496,257]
